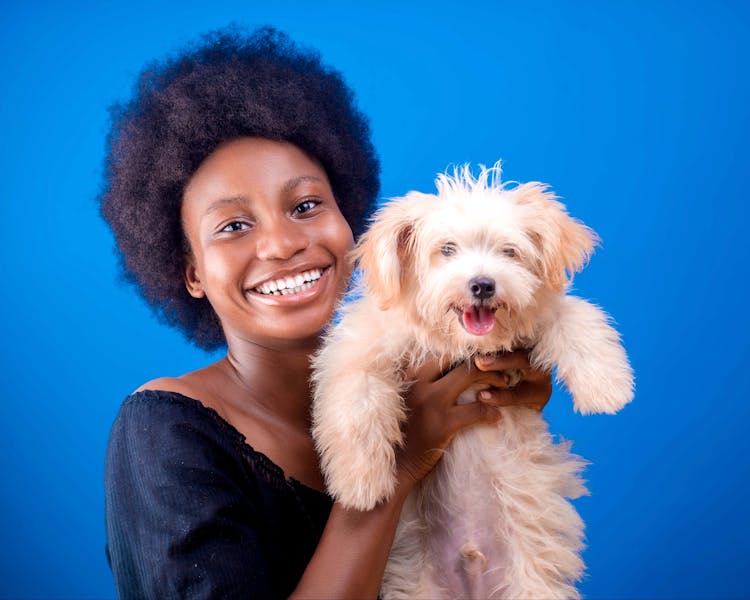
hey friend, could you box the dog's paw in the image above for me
[558,336,634,414]
[317,433,401,510]
[504,368,523,387]
[568,358,634,415]
[533,296,634,415]
[325,447,399,511]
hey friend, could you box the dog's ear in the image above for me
[515,183,599,292]
[352,194,427,310]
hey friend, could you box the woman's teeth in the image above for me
[254,268,324,296]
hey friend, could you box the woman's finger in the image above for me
[431,361,482,403]
[431,360,530,407]
[448,398,503,433]
[476,381,552,411]
[475,351,552,385]
[474,350,531,372]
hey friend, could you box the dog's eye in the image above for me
[441,242,457,257]
[503,247,517,258]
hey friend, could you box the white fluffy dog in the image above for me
[312,164,634,599]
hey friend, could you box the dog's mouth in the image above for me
[454,304,499,336]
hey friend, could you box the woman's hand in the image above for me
[396,350,553,489]
[473,351,554,412]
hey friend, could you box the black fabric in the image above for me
[105,390,332,599]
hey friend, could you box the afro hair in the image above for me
[99,25,380,351]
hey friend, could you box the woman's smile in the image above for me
[248,265,333,305]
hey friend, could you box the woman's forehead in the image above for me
[182,137,331,212]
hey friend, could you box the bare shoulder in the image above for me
[134,376,202,399]
[133,362,225,405]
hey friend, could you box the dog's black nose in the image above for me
[469,277,495,300]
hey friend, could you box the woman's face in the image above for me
[181,137,354,349]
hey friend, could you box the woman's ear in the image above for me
[515,182,599,292]
[184,253,206,299]
[352,193,427,310]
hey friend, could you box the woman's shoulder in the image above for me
[135,374,199,395]
[112,386,240,451]
[121,365,231,436]
[131,362,230,413]
[109,363,241,464]
[108,385,289,491]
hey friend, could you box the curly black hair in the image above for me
[99,25,380,351]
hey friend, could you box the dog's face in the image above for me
[354,165,598,355]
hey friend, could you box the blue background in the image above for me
[1,1,748,598]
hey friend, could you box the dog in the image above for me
[311,163,634,599]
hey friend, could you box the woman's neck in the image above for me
[218,334,319,430]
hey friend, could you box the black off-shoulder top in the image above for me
[105,390,333,599]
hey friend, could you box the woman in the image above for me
[101,26,552,598]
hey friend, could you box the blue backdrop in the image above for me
[1,1,748,598]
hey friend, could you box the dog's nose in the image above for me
[469,277,495,300]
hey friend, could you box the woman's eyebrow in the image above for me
[283,175,324,192]
[204,196,245,216]
[202,176,324,216]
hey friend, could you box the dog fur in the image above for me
[311,164,634,599]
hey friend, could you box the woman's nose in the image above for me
[254,218,308,261]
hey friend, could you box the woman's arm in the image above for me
[292,351,552,599]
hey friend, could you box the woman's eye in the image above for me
[294,199,320,216]
[441,242,457,257]
[221,221,249,233]
[503,247,517,258]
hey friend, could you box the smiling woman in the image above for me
[100,25,552,599]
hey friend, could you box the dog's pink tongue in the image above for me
[462,306,495,336]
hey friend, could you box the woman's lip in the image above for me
[246,266,332,306]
